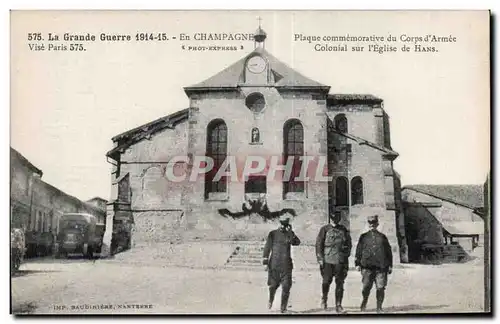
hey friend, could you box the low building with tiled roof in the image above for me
[401,184,485,264]
[404,184,484,210]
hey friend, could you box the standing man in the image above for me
[263,214,301,313]
[11,227,26,272]
[355,215,393,313]
[315,212,352,313]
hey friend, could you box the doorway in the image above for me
[328,179,350,229]
[245,175,267,194]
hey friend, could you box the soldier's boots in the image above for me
[321,300,346,313]
[280,303,289,313]
[335,287,346,313]
[321,283,329,310]
[280,290,290,313]
[321,297,327,310]
[376,288,385,313]
[360,296,368,312]
[268,287,277,310]
[335,305,346,314]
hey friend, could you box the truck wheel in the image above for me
[58,249,67,259]
[54,244,59,258]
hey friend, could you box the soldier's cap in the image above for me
[279,214,291,222]
[367,215,379,224]
[329,211,340,217]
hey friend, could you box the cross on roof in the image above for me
[257,16,262,27]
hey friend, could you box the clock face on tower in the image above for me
[246,56,267,74]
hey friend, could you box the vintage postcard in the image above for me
[10,10,490,315]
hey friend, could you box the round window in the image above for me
[245,92,266,112]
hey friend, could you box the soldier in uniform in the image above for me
[355,215,393,313]
[11,227,26,272]
[262,214,301,313]
[315,212,352,313]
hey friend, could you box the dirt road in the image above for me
[11,256,485,315]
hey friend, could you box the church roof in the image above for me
[403,184,484,209]
[86,197,108,203]
[328,94,383,105]
[184,47,329,93]
[107,108,189,158]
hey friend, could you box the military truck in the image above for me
[55,213,105,258]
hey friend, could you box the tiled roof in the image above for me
[442,221,484,236]
[404,184,484,209]
[184,47,329,91]
[107,108,189,158]
[408,193,484,236]
[34,178,105,216]
[10,147,43,176]
[328,94,383,105]
[87,197,108,203]
[112,108,189,142]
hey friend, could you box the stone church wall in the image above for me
[109,94,402,263]
[115,96,402,261]
[326,107,401,261]
[177,91,401,258]
[184,90,330,243]
[327,104,377,143]
[131,210,184,246]
[120,122,189,211]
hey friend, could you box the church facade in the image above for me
[106,28,408,262]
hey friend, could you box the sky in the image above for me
[10,10,490,201]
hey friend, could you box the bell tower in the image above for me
[254,17,267,49]
[245,18,269,85]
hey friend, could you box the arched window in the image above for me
[205,120,228,197]
[283,119,305,195]
[326,118,336,168]
[334,114,348,133]
[351,176,364,205]
[335,176,349,207]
